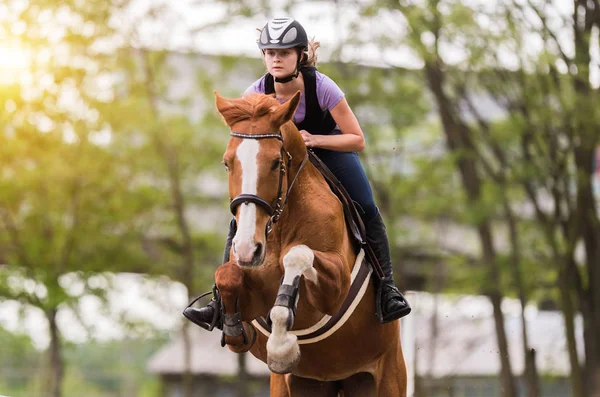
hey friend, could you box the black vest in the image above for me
[264,67,338,136]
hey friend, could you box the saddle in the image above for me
[307,150,385,280]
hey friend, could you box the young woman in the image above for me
[184,17,410,329]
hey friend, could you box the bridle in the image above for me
[229,131,309,234]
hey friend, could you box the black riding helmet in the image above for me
[258,17,308,83]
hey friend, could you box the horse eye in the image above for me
[222,161,230,172]
[271,159,281,171]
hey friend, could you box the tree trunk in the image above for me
[503,201,540,397]
[182,324,194,397]
[574,144,600,395]
[47,308,63,397]
[527,349,540,397]
[572,1,600,392]
[480,225,516,397]
[559,263,585,397]
[424,60,517,397]
[237,353,250,397]
[142,49,197,397]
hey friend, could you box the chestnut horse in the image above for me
[212,91,406,397]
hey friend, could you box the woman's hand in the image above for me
[299,129,319,148]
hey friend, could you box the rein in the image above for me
[229,131,309,234]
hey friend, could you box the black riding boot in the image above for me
[183,218,237,330]
[366,210,411,323]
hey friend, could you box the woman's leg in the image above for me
[317,150,411,322]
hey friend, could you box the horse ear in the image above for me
[272,90,301,127]
[214,91,234,122]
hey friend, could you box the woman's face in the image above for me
[264,48,299,79]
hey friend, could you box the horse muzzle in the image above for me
[233,240,266,267]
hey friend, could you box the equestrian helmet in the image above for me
[258,17,308,50]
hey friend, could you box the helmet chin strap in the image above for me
[274,69,299,83]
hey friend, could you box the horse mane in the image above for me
[220,93,280,127]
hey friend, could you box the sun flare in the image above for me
[0,44,30,84]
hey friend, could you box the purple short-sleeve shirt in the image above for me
[243,71,345,126]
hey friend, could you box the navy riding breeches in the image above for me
[313,149,377,222]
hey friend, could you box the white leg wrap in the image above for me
[267,306,300,373]
[266,245,314,373]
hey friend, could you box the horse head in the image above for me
[215,91,304,268]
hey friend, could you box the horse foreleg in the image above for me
[266,245,315,374]
[215,261,257,353]
[376,340,407,397]
[270,374,290,397]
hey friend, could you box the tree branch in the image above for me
[523,0,573,66]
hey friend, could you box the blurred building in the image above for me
[408,293,577,397]
[148,292,577,397]
[147,326,270,397]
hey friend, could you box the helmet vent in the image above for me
[260,29,269,45]
[268,17,294,40]
[281,28,297,44]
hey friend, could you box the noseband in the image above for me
[229,131,309,234]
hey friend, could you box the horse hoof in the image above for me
[267,332,300,374]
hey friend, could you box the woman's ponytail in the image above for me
[301,39,320,68]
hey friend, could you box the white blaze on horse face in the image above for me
[233,139,260,263]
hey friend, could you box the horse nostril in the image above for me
[253,243,263,259]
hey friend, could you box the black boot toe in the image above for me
[379,281,412,323]
[183,299,222,331]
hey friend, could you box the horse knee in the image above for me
[283,245,314,280]
[225,322,257,353]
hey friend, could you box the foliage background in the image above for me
[1,0,599,396]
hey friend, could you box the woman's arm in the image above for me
[300,97,365,152]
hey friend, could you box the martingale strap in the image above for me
[252,249,371,344]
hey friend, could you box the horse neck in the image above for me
[281,123,306,164]
[280,125,321,204]
[280,126,336,220]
